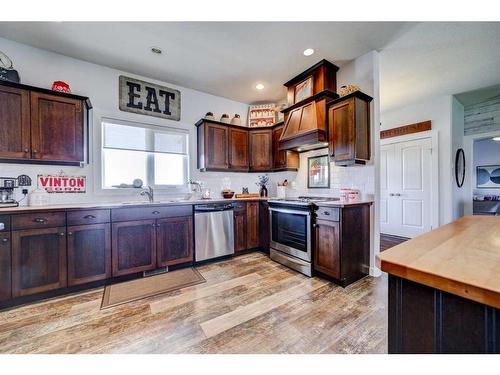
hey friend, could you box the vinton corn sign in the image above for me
[119,75,181,121]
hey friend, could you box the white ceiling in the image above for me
[455,83,500,107]
[0,22,411,104]
[1,22,500,112]
[380,22,500,112]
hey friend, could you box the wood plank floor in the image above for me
[380,234,409,252]
[0,253,387,354]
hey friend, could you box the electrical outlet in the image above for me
[22,189,28,195]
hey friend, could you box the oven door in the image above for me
[269,207,311,262]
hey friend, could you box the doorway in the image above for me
[380,136,436,238]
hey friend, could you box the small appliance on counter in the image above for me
[29,188,50,207]
[0,175,31,208]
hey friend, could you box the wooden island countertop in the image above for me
[378,215,500,309]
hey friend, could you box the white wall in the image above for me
[381,95,454,225]
[451,97,465,219]
[0,36,291,204]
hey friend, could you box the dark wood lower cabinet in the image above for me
[388,275,500,353]
[157,216,194,267]
[11,227,67,297]
[246,202,260,249]
[259,201,270,251]
[67,223,111,286]
[112,220,156,277]
[234,208,247,252]
[313,219,340,279]
[0,232,11,302]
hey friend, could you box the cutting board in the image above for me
[235,193,260,199]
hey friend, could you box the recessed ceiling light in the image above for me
[303,48,315,56]
[492,136,500,141]
[150,47,163,55]
[255,83,265,90]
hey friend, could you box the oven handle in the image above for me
[269,207,311,216]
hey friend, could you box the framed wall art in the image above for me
[307,155,330,188]
[477,165,500,188]
[294,76,313,104]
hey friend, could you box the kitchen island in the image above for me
[378,215,500,353]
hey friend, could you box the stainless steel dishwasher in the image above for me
[194,203,234,262]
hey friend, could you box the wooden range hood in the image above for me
[279,60,339,151]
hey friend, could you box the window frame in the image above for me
[100,117,190,192]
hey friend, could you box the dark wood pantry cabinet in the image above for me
[328,91,373,166]
[0,80,91,166]
[233,202,247,252]
[246,201,260,249]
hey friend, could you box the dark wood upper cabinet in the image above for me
[272,125,299,171]
[228,127,249,171]
[249,129,272,171]
[328,91,372,166]
[233,204,247,252]
[112,220,157,277]
[11,227,67,297]
[197,121,229,171]
[0,85,30,159]
[67,223,111,286]
[0,232,11,302]
[156,216,194,267]
[246,201,260,249]
[30,92,84,162]
[0,81,90,166]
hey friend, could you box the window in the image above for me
[101,119,189,189]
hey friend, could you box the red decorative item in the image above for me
[51,81,71,93]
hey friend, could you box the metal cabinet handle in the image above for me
[24,148,29,153]
[394,193,401,197]
[83,214,96,219]
[152,211,160,215]
[68,232,73,236]
[322,211,330,215]
[58,232,65,236]
[1,238,8,243]
[33,149,38,153]
[151,223,156,227]
[313,223,318,228]
[34,218,47,223]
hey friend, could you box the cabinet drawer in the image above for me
[315,207,340,222]
[111,205,192,222]
[0,215,10,232]
[232,201,247,212]
[67,209,110,226]
[12,211,66,230]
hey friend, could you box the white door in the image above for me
[380,138,433,238]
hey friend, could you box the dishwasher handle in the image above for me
[194,203,234,212]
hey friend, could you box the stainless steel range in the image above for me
[268,196,339,276]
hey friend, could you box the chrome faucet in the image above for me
[140,186,154,203]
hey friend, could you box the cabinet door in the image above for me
[156,216,194,267]
[0,232,11,302]
[259,201,270,250]
[313,219,340,279]
[234,210,247,252]
[249,129,272,171]
[228,127,249,171]
[112,220,156,277]
[67,223,111,286]
[12,227,67,297]
[329,98,355,162]
[30,92,84,162]
[272,126,286,169]
[205,123,229,169]
[246,202,260,249]
[0,85,31,159]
